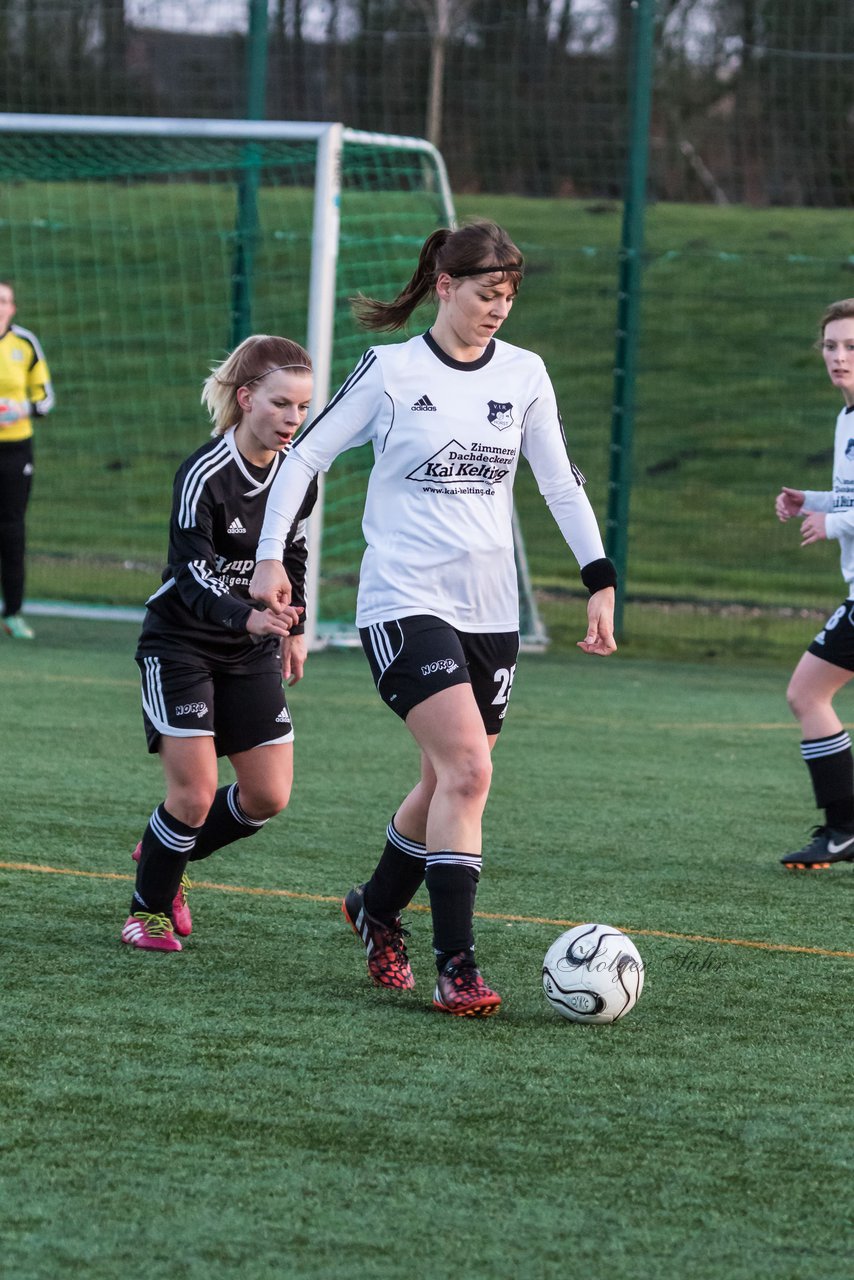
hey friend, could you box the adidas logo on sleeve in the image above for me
[411,395,437,411]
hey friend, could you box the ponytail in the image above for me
[351,229,452,332]
[352,221,523,333]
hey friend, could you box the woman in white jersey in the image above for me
[776,298,854,870]
[251,221,616,1015]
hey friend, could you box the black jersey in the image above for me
[137,428,318,671]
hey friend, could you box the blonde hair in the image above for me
[351,221,523,332]
[202,334,312,436]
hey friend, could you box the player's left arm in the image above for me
[173,483,299,634]
[578,585,617,655]
[521,364,617,653]
[26,340,54,417]
[282,632,307,686]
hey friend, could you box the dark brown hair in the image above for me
[352,220,524,332]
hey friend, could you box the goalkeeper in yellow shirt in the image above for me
[0,280,54,639]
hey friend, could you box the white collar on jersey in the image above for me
[223,425,283,496]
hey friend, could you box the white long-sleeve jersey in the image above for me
[803,403,854,594]
[257,331,607,632]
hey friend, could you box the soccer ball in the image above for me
[542,922,645,1024]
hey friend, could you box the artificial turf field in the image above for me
[1,617,852,1280]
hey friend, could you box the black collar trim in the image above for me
[422,330,495,371]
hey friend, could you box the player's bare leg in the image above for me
[400,685,501,1015]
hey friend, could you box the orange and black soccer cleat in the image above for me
[433,952,502,1018]
[342,884,415,990]
[780,825,854,869]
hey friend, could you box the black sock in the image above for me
[363,819,427,921]
[826,798,854,827]
[801,733,854,827]
[189,784,268,861]
[424,851,481,965]
[0,519,25,617]
[131,804,199,915]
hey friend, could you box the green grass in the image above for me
[1,618,852,1278]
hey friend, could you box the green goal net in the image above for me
[0,115,546,645]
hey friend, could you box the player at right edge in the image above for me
[251,220,617,1016]
[776,298,854,869]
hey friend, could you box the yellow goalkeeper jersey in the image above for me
[0,323,54,443]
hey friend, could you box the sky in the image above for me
[127,1,336,38]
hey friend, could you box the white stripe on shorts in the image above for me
[366,620,404,677]
[140,655,211,739]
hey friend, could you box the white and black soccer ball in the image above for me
[542,922,645,1024]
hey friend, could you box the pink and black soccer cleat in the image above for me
[132,841,193,935]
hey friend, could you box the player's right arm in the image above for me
[166,462,300,634]
[251,351,384,609]
[171,518,300,634]
[251,448,313,610]
[775,487,806,521]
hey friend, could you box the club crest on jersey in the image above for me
[487,400,514,430]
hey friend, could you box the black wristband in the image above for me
[580,557,617,595]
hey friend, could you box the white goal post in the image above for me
[0,112,546,648]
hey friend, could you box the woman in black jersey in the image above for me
[122,335,316,951]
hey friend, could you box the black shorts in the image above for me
[359,614,520,735]
[0,438,34,522]
[807,599,854,672]
[136,655,293,757]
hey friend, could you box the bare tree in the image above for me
[412,0,474,148]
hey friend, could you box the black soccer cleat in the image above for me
[780,825,854,869]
